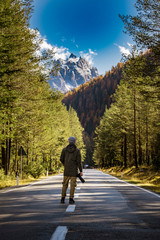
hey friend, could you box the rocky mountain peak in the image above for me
[49,53,99,93]
[69,53,77,59]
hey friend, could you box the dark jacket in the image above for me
[60,143,82,177]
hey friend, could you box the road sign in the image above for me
[18,146,27,156]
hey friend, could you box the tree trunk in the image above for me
[146,116,150,166]
[49,154,52,171]
[27,140,29,165]
[1,144,6,171]
[138,124,142,166]
[133,94,138,168]
[124,133,127,168]
[121,143,123,167]
[15,140,18,171]
[5,138,11,175]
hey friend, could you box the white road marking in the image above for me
[76,187,81,190]
[50,226,68,240]
[66,204,76,212]
[74,193,79,198]
[2,185,31,193]
[1,175,63,194]
[104,173,160,199]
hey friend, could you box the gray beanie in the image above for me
[68,136,76,144]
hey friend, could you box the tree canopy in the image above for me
[94,0,160,169]
[0,0,86,178]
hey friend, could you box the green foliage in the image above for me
[24,164,45,179]
[119,0,160,51]
[0,0,86,179]
[94,50,160,169]
[94,0,160,169]
[0,169,5,180]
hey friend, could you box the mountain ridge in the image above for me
[49,53,99,92]
[63,62,124,136]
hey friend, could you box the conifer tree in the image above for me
[119,0,160,56]
[0,0,38,174]
[0,0,86,177]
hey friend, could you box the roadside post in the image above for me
[18,146,27,180]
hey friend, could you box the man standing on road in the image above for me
[60,136,83,204]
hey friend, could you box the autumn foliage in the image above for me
[63,63,123,136]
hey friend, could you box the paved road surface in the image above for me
[0,169,160,240]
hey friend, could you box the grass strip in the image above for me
[0,172,59,190]
[101,166,160,195]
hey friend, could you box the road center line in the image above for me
[50,226,68,240]
[66,204,76,212]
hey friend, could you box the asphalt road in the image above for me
[0,169,160,240]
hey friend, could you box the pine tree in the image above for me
[119,0,160,55]
[0,0,37,174]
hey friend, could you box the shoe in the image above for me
[69,198,75,204]
[61,197,65,203]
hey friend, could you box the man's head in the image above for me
[68,136,76,144]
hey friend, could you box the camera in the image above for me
[77,173,85,183]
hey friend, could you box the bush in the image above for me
[0,169,5,180]
[24,164,45,179]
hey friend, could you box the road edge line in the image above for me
[103,172,160,199]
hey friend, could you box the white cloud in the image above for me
[32,30,98,65]
[119,46,130,56]
[80,52,93,65]
[53,46,70,60]
[115,43,131,57]
[80,49,97,65]
[34,30,71,61]
[40,39,53,50]
[89,49,97,55]
[127,42,133,48]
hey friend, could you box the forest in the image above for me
[94,49,160,169]
[0,0,159,185]
[94,0,160,169]
[0,0,85,180]
[64,0,160,170]
[63,63,123,165]
[63,63,123,137]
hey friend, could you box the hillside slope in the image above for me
[63,62,123,136]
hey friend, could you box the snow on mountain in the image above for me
[49,53,98,93]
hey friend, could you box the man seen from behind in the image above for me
[60,136,83,204]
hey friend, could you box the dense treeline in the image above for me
[63,62,123,136]
[94,51,160,168]
[0,0,85,178]
[94,0,160,169]
[63,63,123,166]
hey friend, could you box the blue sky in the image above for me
[30,0,137,75]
